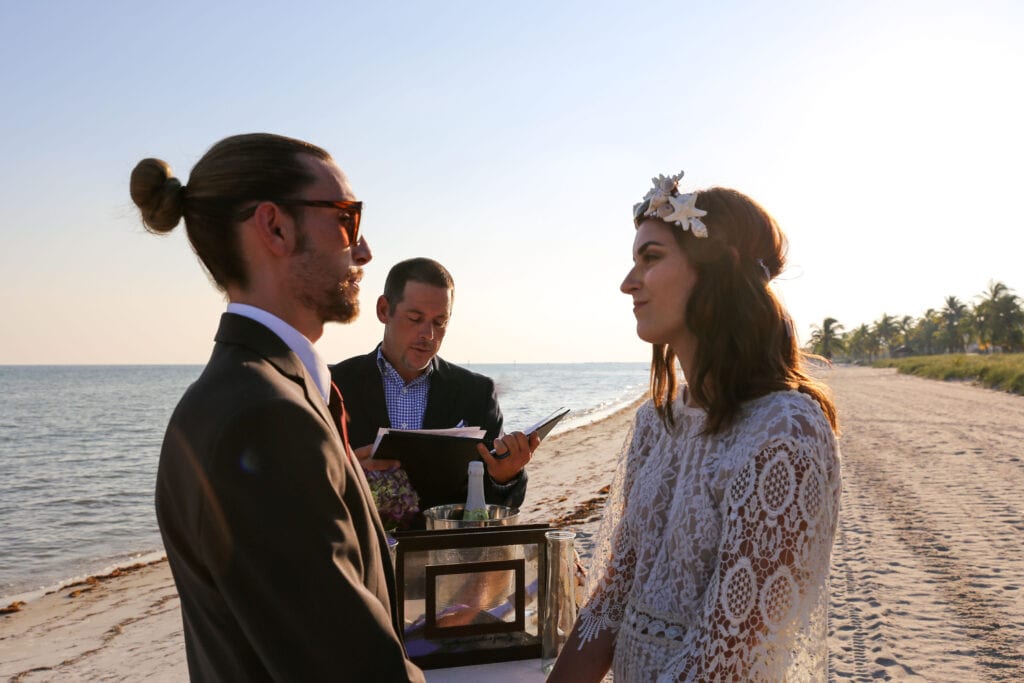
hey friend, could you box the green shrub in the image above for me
[874,353,1024,395]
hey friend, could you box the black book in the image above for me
[371,407,570,510]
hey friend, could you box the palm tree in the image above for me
[809,317,845,360]
[911,309,942,355]
[975,281,1024,352]
[836,280,1022,359]
[897,315,915,352]
[941,296,968,353]
[844,323,880,363]
[873,314,899,357]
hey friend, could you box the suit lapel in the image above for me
[423,356,455,429]
[361,351,392,429]
[216,314,399,624]
[215,312,340,444]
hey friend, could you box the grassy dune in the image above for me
[874,353,1024,396]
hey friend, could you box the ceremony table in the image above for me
[424,659,548,681]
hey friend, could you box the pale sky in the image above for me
[2,1,1021,364]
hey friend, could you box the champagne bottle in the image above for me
[463,461,489,521]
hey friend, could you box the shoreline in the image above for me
[0,555,168,616]
[0,394,645,680]
[1,549,168,610]
[0,390,647,609]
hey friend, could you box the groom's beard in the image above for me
[289,227,362,324]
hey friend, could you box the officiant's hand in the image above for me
[477,431,538,484]
[352,444,399,472]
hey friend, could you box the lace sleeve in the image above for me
[573,406,649,646]
[660,430,840,682]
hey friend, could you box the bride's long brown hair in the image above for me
[644,186,839,435]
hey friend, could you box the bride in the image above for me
[548,173,841,682]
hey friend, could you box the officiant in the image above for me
[330,258,533,512]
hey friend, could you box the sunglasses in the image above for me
[236,199,363,247]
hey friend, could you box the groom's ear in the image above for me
[249,202,298,257]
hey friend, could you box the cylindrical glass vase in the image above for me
[541,529,577,674]
[385,535,398,569]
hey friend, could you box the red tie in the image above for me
[329,382,356,464]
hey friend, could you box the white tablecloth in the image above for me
[424,658,548,682]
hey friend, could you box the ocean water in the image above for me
[0,362,646,601]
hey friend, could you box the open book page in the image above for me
[371,426,487,456]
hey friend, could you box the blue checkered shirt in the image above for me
[377,346,433,430]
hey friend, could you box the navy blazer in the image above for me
[156,315,424,682]
[330,348,527,509]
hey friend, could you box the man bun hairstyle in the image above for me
[130,159,185,233]
[129,133,332,291]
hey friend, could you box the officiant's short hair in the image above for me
[383,258,454,312]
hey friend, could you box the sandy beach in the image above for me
[825,366,1024,681]
[2,365,1023,681]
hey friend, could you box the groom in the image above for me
[135,134,423,681]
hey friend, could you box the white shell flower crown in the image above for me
[633,171,708,238]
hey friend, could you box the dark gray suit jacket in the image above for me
[330,349,527,510]
[156,314,424,682]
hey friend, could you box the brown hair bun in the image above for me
[130,158,184,233]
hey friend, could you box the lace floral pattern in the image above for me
[576,390,841,682]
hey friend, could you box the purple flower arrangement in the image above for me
[364,468,421,531]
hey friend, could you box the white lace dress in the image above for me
[576,390,841,682]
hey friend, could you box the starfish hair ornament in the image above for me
[632,170,709,238]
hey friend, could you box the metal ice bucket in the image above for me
[423,503,520,529]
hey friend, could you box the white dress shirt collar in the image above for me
[226,303,331,402]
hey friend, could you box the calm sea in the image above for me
[0,362,646,602]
